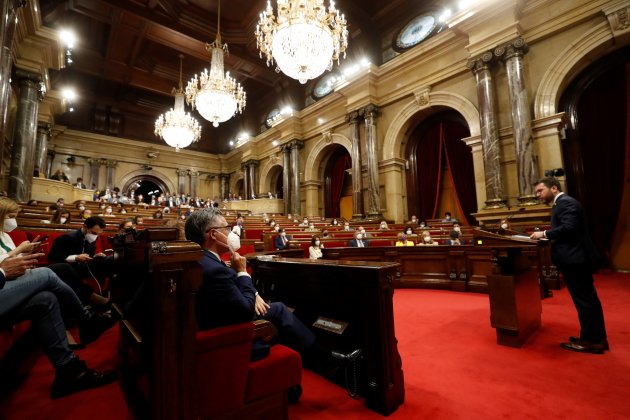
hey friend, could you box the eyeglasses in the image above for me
[207,224,232,232]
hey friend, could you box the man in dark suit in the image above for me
[185,208,360,367]
[274,228,290,250]
[530,177,608,354]
[348,230,368,247]
[48,216,114,286]
[75,177,86,189]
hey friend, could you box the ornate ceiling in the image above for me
[40,0,439,154]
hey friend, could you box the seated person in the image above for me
[348,230,368,247]
[417,230,439,246]
[274,228,290,250]
[79,209,93,220]
[408,215,419,224]
[48,217,115,287]
[184,208,359,369]
[499,218,510,231]
[268,219,277,229]
[357,226,370,238]
[419,219,429,229]
[404,226,417,237]
[343,221,351,231]
[379,221,389,230]
[441,212,458,223]
[134,215,144,226]
[330,218,339,226]
[50,208,72,225]
[100,205,115,217]
[444,230,464,246]
[299,217,309,227]
[309,235,324,259]
[305,222,318,232]
[0,255,117,398]
[27,199,39,206]
[321,229,330,238]
[395,232,414,247]
[153,210,164,219]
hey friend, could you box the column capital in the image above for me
[361,104,380,120]
[466,51,495,73]
[188,169,199,177]
[13,69,45,99]
[176,169,188,176]
[105,160,118,168]
[345,110,361,124]
[279,143,292,153]
[243,159,260,168]
[494,37,528,61]
[288,139,304,150]
[37,122,51,134]
[219,173,230,180]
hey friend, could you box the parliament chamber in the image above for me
[1,0,629,419]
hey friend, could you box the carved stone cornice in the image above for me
[413,87,431,107]
[466,51,495,73]
[604,2,630,37]
[494,37,528,61]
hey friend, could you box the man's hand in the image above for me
[93,252,107,259]
[75,253,93,263]
[231,251,247,272]
[1,254,44,280]
[255,294,270,316]
[530,231,545,240]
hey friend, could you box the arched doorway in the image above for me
[234,179,244,199]
[122,175,170,203]
[324,146,352,218]
[405,110,476,224]
[558,45,630,266]
[267,165,283,198]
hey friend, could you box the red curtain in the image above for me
[329,153,351,217]
[442,123,477,225]
[415,123,443,220]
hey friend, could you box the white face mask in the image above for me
[106,209,112,213]
[501,223,508,229]
[381,224,386,229]
[420,223,426,228]
[454,227,461,232]
[79,206,85,211]
[424,236,431,243]
[315,240,320,247]
[85,233,98,243]
[280,232,286,237]
[356,234,363,240]
[60,217,67,224]
[406,230,412,235]
[3,218,18,232]
[227,230,241,252]
[274,226,280,232]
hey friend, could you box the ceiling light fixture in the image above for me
[185,0,246,127]
[155,54,202,152]
[255,0,349,84]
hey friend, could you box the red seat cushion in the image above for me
[245,344,302,402]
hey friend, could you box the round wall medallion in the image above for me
[395,14,437,50]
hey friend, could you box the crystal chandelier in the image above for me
[155,55,202,152]
[185,0,246,127]
[255,0,348,84]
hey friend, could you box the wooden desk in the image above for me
[248,257,404,416]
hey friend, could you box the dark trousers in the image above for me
[48,263,94,305]
[560,264,607,342]
[71,257,115,286]
[259,302,316,354]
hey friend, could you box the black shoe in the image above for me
[51,359,117,399]
[68,343,86,350]
[330,349,362,364]
[287,384,302,404]
[560,341,604,355]
[569,336,609,351]
[78,312,117,345]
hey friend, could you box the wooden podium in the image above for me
[473,229,543,347]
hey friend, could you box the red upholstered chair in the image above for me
[195,322,302,419]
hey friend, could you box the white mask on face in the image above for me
[406,230,412,235]
[315,240,320,247]
[280,232,286,237]
[79,206,85,211]
[381,224,386,229]
[356,234,363,240]
[106,208,112,213]
[85,233,98,243]
[3,218,18,232]
[424,236,431,243]
[501,223,508,229]
[274,226,280,232]
[454,227,461,232]
[227,230,241,252]
[60,217,67,224]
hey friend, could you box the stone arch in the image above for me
[534,21,617,119]
[119,170,175,195]
[382,90,480,161]
[258,155,284,194]
[304,132,352,181]
[230,171,244,194]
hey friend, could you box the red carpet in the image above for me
[1,273,629,419]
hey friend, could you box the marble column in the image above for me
[87,158,100,189]
[362,105,382,219]
[8,70,43,201]
[176,169,188,195]
[246,160,259,199]
[289,140,304,216]
[189,170,199,198]
[346,111,364,220]
[467,53,506,209]
[0,1,25,169]
[281,144,291,215]
[219,174,229,200]
[241,164,249,200]
[495,38,538,205]
[45,149,55,179]
[105,160,118,190]
[34,122,50,177]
